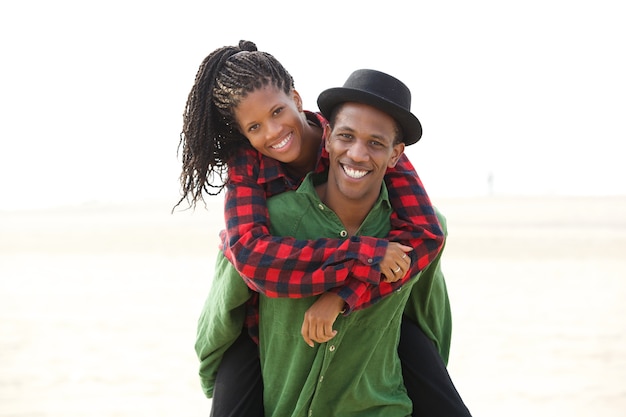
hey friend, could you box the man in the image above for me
[256,69,463,417]
[196,70,471,417]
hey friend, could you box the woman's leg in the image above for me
[398,316,472,417]
[210,330,264,417]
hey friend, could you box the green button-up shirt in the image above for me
[259,172,414,417]
[195,173,452,414]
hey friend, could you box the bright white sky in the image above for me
[1,0,624,209]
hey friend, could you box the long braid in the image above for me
[176,40,294,209]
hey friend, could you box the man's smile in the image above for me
[341,164,370,179]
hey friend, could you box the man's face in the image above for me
[324,102,405,203]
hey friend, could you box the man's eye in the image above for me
[273,107,283,116]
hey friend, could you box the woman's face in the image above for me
[233,84,306,163]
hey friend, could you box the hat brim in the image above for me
[317,87,422,145]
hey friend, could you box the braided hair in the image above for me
[176,40,295,208]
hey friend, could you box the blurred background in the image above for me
[1,1,625,416]
[1,0,624,210]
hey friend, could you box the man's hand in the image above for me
[301,292,345,347]
[379,242,412,283]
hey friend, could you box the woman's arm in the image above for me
[334,154,446,312]
[383,153,445,279]
[222,148,389,302]
[222,148,444,310]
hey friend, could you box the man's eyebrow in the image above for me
[367,132,394,144]
[333,124,355,132]
[334,124,393,142]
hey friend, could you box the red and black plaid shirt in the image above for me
[221,112,444,341]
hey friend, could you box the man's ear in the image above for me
[324,124,332,152]
[292,89,303,112]
[388,142,405,168]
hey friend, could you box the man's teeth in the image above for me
[272,135,290,149]
[343,166,368,179]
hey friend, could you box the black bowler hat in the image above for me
[317,69,423,145]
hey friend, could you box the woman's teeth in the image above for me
[271,134,291,149]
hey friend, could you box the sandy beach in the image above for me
[1,195,625,416]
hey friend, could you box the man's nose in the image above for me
[346,140,370,162]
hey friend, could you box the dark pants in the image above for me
[211,318,471,417]
[210,330,264,417]
[399,316,473,417]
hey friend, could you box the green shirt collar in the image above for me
[297,171,392,213]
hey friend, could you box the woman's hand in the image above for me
[379,242,412,283]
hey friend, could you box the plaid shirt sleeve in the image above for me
[384,154,444,274]
[327,154,446,313]
[333,265,416,313]
[223,116,444,312]
[223,152,388,305]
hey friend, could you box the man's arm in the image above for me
[195,253,253,398]
[402,208,453,364]
[301,199,445,345]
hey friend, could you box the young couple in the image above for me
[177,40,472,417]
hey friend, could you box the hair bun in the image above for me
[238,40,258,52]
